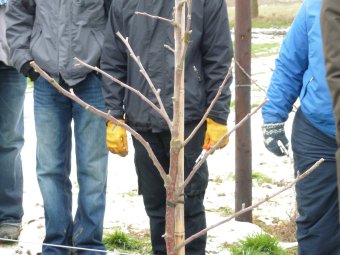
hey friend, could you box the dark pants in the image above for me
[292,109,340,255]
[132,122,208,255]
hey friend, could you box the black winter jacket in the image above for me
[101,0,233,132]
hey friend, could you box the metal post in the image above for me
[235,0,252,222]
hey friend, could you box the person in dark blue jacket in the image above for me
[100,0,233,254]
[261,0,340,254]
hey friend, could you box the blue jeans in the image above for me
[0,63,26,226]
[34,73,108,255]
[292,109,340,255]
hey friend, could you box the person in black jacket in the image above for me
[101,0,233,254]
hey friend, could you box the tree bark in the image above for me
[165,1,186,255]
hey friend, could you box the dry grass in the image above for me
[227,3,302,28]
[254,210,297,243]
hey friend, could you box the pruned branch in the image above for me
[184,66,233,146]
[186,0,193,34]
[178,0,192,70]
[30,61,169,184]
[179,98,268,193]
[164,44,175,53]
[176,157,325,250]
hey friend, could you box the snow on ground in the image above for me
[0,50,300,254]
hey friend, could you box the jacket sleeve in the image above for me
[261,3,308,124]
[100,1,127,119]
[202,0,233,125]
[321,1,340,139]
[5,0,36,72]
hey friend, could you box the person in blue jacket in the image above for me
[261,0,340,254]
[100,0,233,254]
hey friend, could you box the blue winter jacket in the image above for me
[262,0,335,138]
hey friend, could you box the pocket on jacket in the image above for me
[300,76,314,101]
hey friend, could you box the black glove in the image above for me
[20,61,40,81]
[262,122,289,157]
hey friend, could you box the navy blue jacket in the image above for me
[100,0,233,132]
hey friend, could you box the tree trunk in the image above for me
[165,1,186,254]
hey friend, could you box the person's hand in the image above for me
[262,122,289,156]
[20,61,40,81]
[203,118,229,150]
[106,119,128,157]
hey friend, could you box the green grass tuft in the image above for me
[103,229,151,254]
[231,233,290,255]
[252,42,281,57]
[252,171,273,186]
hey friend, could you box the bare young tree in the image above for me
[29,1,324,254]
[30,61,322,255]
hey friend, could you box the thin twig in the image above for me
[235,59,298,111]
[184,67,233,146]
[178,0,192,68]
[164,44,175,53]
[176,157,325,250]
[186,0,193,34]
[116,32,172,130]
[74,57,172,130]
[135,11,174,25]
[180,98,268,192]
[30,61,168,183]
[235,59,267,93]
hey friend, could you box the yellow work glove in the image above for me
[203,118,229,150]
[106,119,128,157]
